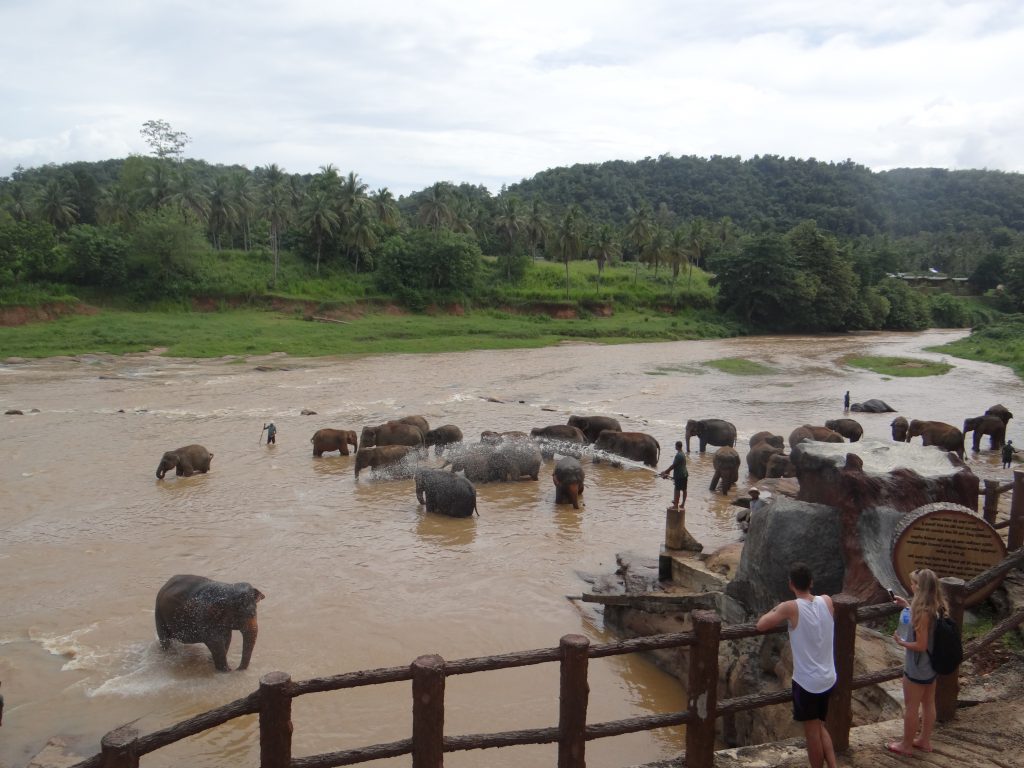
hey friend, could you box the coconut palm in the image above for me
[36,179,79,230]
[4,182,33,221]
[417,182,454,232]
[260,170,290,288]
[555,205,584,299]
[525,199,549,260]
[624,202,653,285]
[302,189,341,274]
[138,161,172,210]
[168,169,210,224]
[687,217,710,288]
[666,226,690,284]
[206,175,239,250]
[228,172,258,250]
[98,183,135,226]
[646,225,667,277]
[370,187,401,232]
[590,224,619,294]
[347,200,378,274]
[494,197,525,280]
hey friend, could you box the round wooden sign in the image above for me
[891,502,1006,606]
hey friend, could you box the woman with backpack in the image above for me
[888,568,946,756]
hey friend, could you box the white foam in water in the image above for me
[802,438,962,477]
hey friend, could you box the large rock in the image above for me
[726,496,844,617]
[793,439,979,602]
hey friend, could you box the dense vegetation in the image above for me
[3,124,1023,343]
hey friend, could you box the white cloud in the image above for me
[2,0,1023,193]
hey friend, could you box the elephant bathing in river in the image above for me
[360,421,425,449]
[567,415,622,444]
[155,575,264,672]
[824,418,863,442]
[685,419,737,453]
[746,432,785,480]
[709,447,740,494]
[423,425,464,455]
[354,445,415,478]
[907,419,965,459]
[849,399,896,413]
[963,415,1007,452]
[552,457,586,509]
[530,425,587,459]
[156,445,213,479]
[415,469,478,517]
[311,429,358,457]
[593,430,660,467]
[891,416,909,442]
[788,425,844,450]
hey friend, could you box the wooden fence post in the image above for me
[558,634,590,768]
[937,578,966,722]
[686,610,721,768]
[1008,470,1024,552]
[412,654,446,768]
[100,725,140,768]
[982,479,1001,525]
[826,594,858,752]
[260,671,293,768]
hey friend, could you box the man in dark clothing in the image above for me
[659,440,688,509]
[843,391,850,411]
[1003,440,1015,469]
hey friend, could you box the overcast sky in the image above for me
[2,0,1023,195]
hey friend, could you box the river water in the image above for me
[0,330,1019,768]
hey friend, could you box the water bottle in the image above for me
[899,607,911,640]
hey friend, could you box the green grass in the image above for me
[928,315,1024,380]
[843,355,953,377]
[701,357,777,375]
[0,307,740,359]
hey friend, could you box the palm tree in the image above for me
[666,227,690,284]
[4,182,33,221]
[624,202,653,285]
[525,199,549,261]
[260,169,290,288]
[36,179,79,230]
[138,161,172,210]
[228,172,258,250]
[687,218,710,288]
[206,175,239,250]
[168,168,210,224]
[590,224,619,294]
[494,197,524,280]
[418,182,453,232]
[646,225,667,278]
[302,189,341,274]
[370,187,401,232]
[347,200,378,274]
[555,205,584,299]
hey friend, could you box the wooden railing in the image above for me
[70,547,1024,768]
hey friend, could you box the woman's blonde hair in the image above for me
[910,568,946,624]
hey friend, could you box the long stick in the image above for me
[259,423,266,446]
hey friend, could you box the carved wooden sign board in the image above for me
[891,503,1006,606]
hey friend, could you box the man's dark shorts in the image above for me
[792,681,832,722]
[674,475,688,492]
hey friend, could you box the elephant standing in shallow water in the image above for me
[963,415,1007,451]
[567,415,622,444]
[360,421,424,448]
[155,575,264,672]
[311,429,358,457]
[891,416,909,442]
[552,457,586,509]
[415,469,478,517]
[156,445,213,479]
[684,419,736,453]
[824,418,863,442]
[709,447,740,494]
[593,430,660,467]
[907,419,965,459]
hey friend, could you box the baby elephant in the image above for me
[415,469,478,517]
[156,445,213,479]
[552,456,586,509]
[155,575,264,672]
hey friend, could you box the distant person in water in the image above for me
[1003,440,1015,469]
[264,422,277,445]
[843,391,850,411]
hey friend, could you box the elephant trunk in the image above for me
[566,484,580,510]
[238,618,258,671]
[156,464,167,479]
[684,426,695,453]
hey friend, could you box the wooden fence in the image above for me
[70,547,1024,768]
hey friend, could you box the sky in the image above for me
[2,0,1023,196]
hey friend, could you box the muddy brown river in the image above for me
[1,330,1019,768]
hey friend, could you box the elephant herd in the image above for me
[887,403,1014,459]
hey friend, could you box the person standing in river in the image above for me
[843,391,850,411]
[757,563,837,768]
[1002,440,1015,469]
[659,440,688,509]
[263,422,277,445]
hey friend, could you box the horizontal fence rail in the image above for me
[71,547,1024,768]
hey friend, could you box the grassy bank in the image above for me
[0,307,741,359]
[929,315,1024,379]
[843,355,954,377]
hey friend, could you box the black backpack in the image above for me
[928,612,964,675]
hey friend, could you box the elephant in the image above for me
[985,404,1014,425]
[156,445,213,479]
[311,428,358,457]
[353,445,414,478]
[480,430,530,445]
[360,421,425,449]
[444,442,495,483]
[593,430,660,467]
[154,575,264,672]
[684,419,737,453]
[891,416,909,442]
[788,425,844,450]
[415,469,478,517]
[567,415,622,444]
[530,425,587,459]
[849,399,896,413]
[552,457,586,509]
[907,419,965,459]
[824,418,864,442]
[395,415,430,435]
[749,431,785,451]
[423,425,464,456]
[487,441,543,481]
[963,414,1007,452]
[765,453,796,478]
[709,447,740,494]
[746,442,785,480]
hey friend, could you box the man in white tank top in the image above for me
[756,562,837,768]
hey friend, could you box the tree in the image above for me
[624,202,653,285]
[370,187,401,232]
[418,182,454,232]
[36,179,79,230]
[206,174,238,250]
[709,233,804,327]
[347,200,377,274]
[686,217,711,288]
[555,205,584,299]
[524,198,549,260]
[376,229,481,307]
[589,223,619,294]
[259,166,290,288]
[168,168,210,223]
[494,197,525,280]
[301,190,340,274]
[140,119,191,161]
[666,227,690,284]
